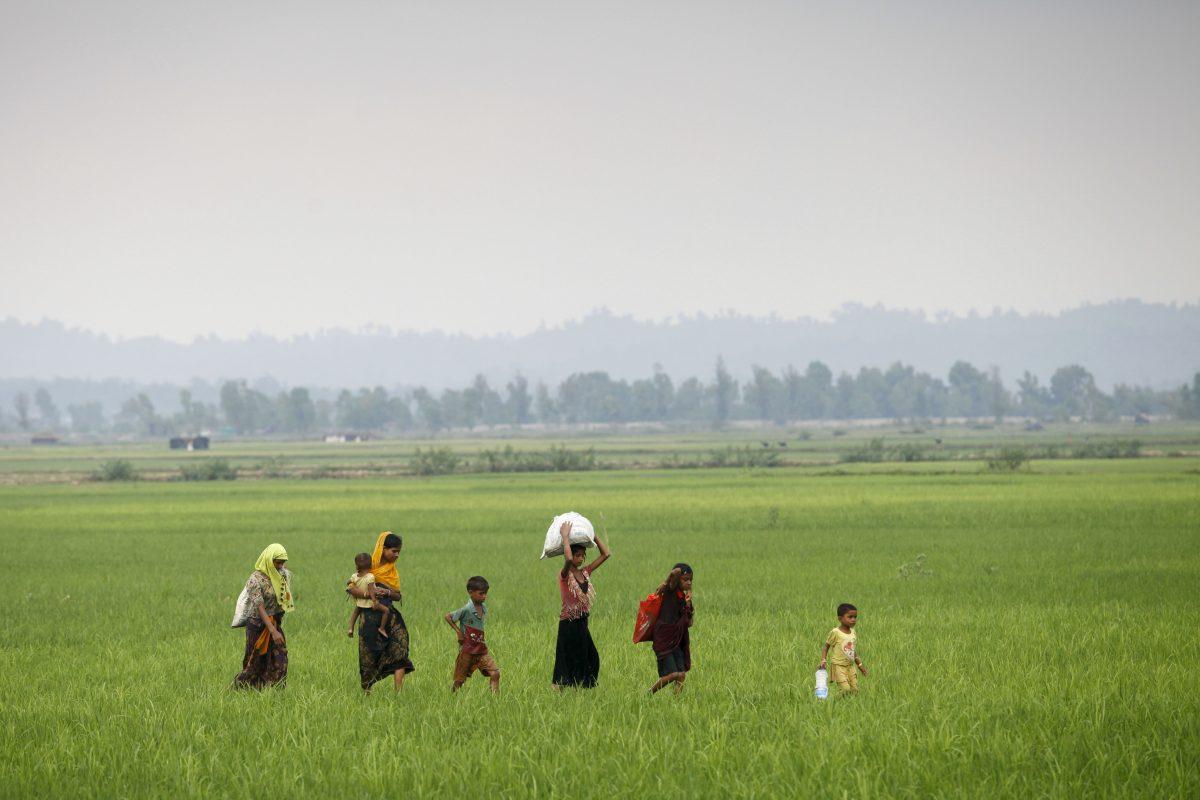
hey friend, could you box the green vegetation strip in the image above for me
[1,461,1197,797]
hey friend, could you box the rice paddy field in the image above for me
[1,452,1198,797]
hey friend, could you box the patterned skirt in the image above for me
[232,613,288,689]
[358,607,415,690]
[553,613,600,688]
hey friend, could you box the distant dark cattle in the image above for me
[1134,413,1150,426]
[31,435,59,445]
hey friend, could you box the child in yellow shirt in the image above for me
[819,603,867,693]
[347,552,390,639]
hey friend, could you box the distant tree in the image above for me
[745,365,784,423]
[849,367,888,419]
[712,357,735,428]
[13,392,31,431]
[68,401,106,434]
[506,374,532,425]
[672,376,706,421]
[278,387,316,433]
[176,389,218,432]
[948,361,989,418]
[1017,371,1052,419]
[439,388,469,428]
[412,387,444,430]
[468,375,505,427]
[801,361,833,419]
[34,388,60,429]
[558,372,630,423]
[534,382,557,424]
[116,393,165,436]
[336,387,392,430]
[833,373,855,419]
[1050,364,1100,420]
[220,380,276,434]
[314,399,334,430]
[985,367,1012,422]
[388,394,414,430]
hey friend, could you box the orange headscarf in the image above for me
[370,531,401,590]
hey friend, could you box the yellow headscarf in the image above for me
[370,531,401,591]
[253,543,295,612]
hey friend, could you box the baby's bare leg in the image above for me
[378,605,390,637]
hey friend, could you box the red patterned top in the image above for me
[558,567,595,621]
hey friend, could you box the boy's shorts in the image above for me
[831,663,858,692]
[453,650,500,683]
[656,647,687,677]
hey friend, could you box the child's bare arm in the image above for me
[444,613,464,642]
[818,643,830,668]
[559,521,573,577]
[856,657,867,675]
[588,533,611,573]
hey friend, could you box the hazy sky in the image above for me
[2,1,1197,341]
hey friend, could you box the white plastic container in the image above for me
[814,668,829,700]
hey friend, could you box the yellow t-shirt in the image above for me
[825,627,857,667]
[349,572,376,608]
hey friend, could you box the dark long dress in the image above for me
[232,572,288,689]
[651,591,693,673]
[358,594,415,690]
[553,568,600,688]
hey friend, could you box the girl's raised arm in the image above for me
[587,533,611,573]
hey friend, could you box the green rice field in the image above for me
[1,457,1198,797]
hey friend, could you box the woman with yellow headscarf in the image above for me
[347,531,415,691]
[231,543,294,689]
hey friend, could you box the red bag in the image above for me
[633,593,662,643]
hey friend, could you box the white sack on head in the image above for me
[541,512,596,559]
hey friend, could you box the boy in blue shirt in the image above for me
[444,576,500,694]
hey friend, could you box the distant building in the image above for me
[169,436,211,451]
[324,432,370,443]
[31,435,59,445]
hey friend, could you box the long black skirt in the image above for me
[553,613,599,688]
[358,607,415,690]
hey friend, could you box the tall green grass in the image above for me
[1,462,1197,797]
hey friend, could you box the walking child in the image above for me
[649,563,694,694]
[444,576,500,694]
[347,552,390,639]
[819,603,868,693]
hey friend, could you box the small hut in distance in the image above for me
[169,436,210,451]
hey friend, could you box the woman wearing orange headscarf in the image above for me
[347,531,414,691]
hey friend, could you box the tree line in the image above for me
[6,360,1200,437]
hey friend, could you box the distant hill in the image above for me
[2,300,1197,392]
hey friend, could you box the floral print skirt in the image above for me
[358,607,415,690]
[232,613,288,689]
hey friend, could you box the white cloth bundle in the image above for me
[230,586,253,628]
[540,512,596,559]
